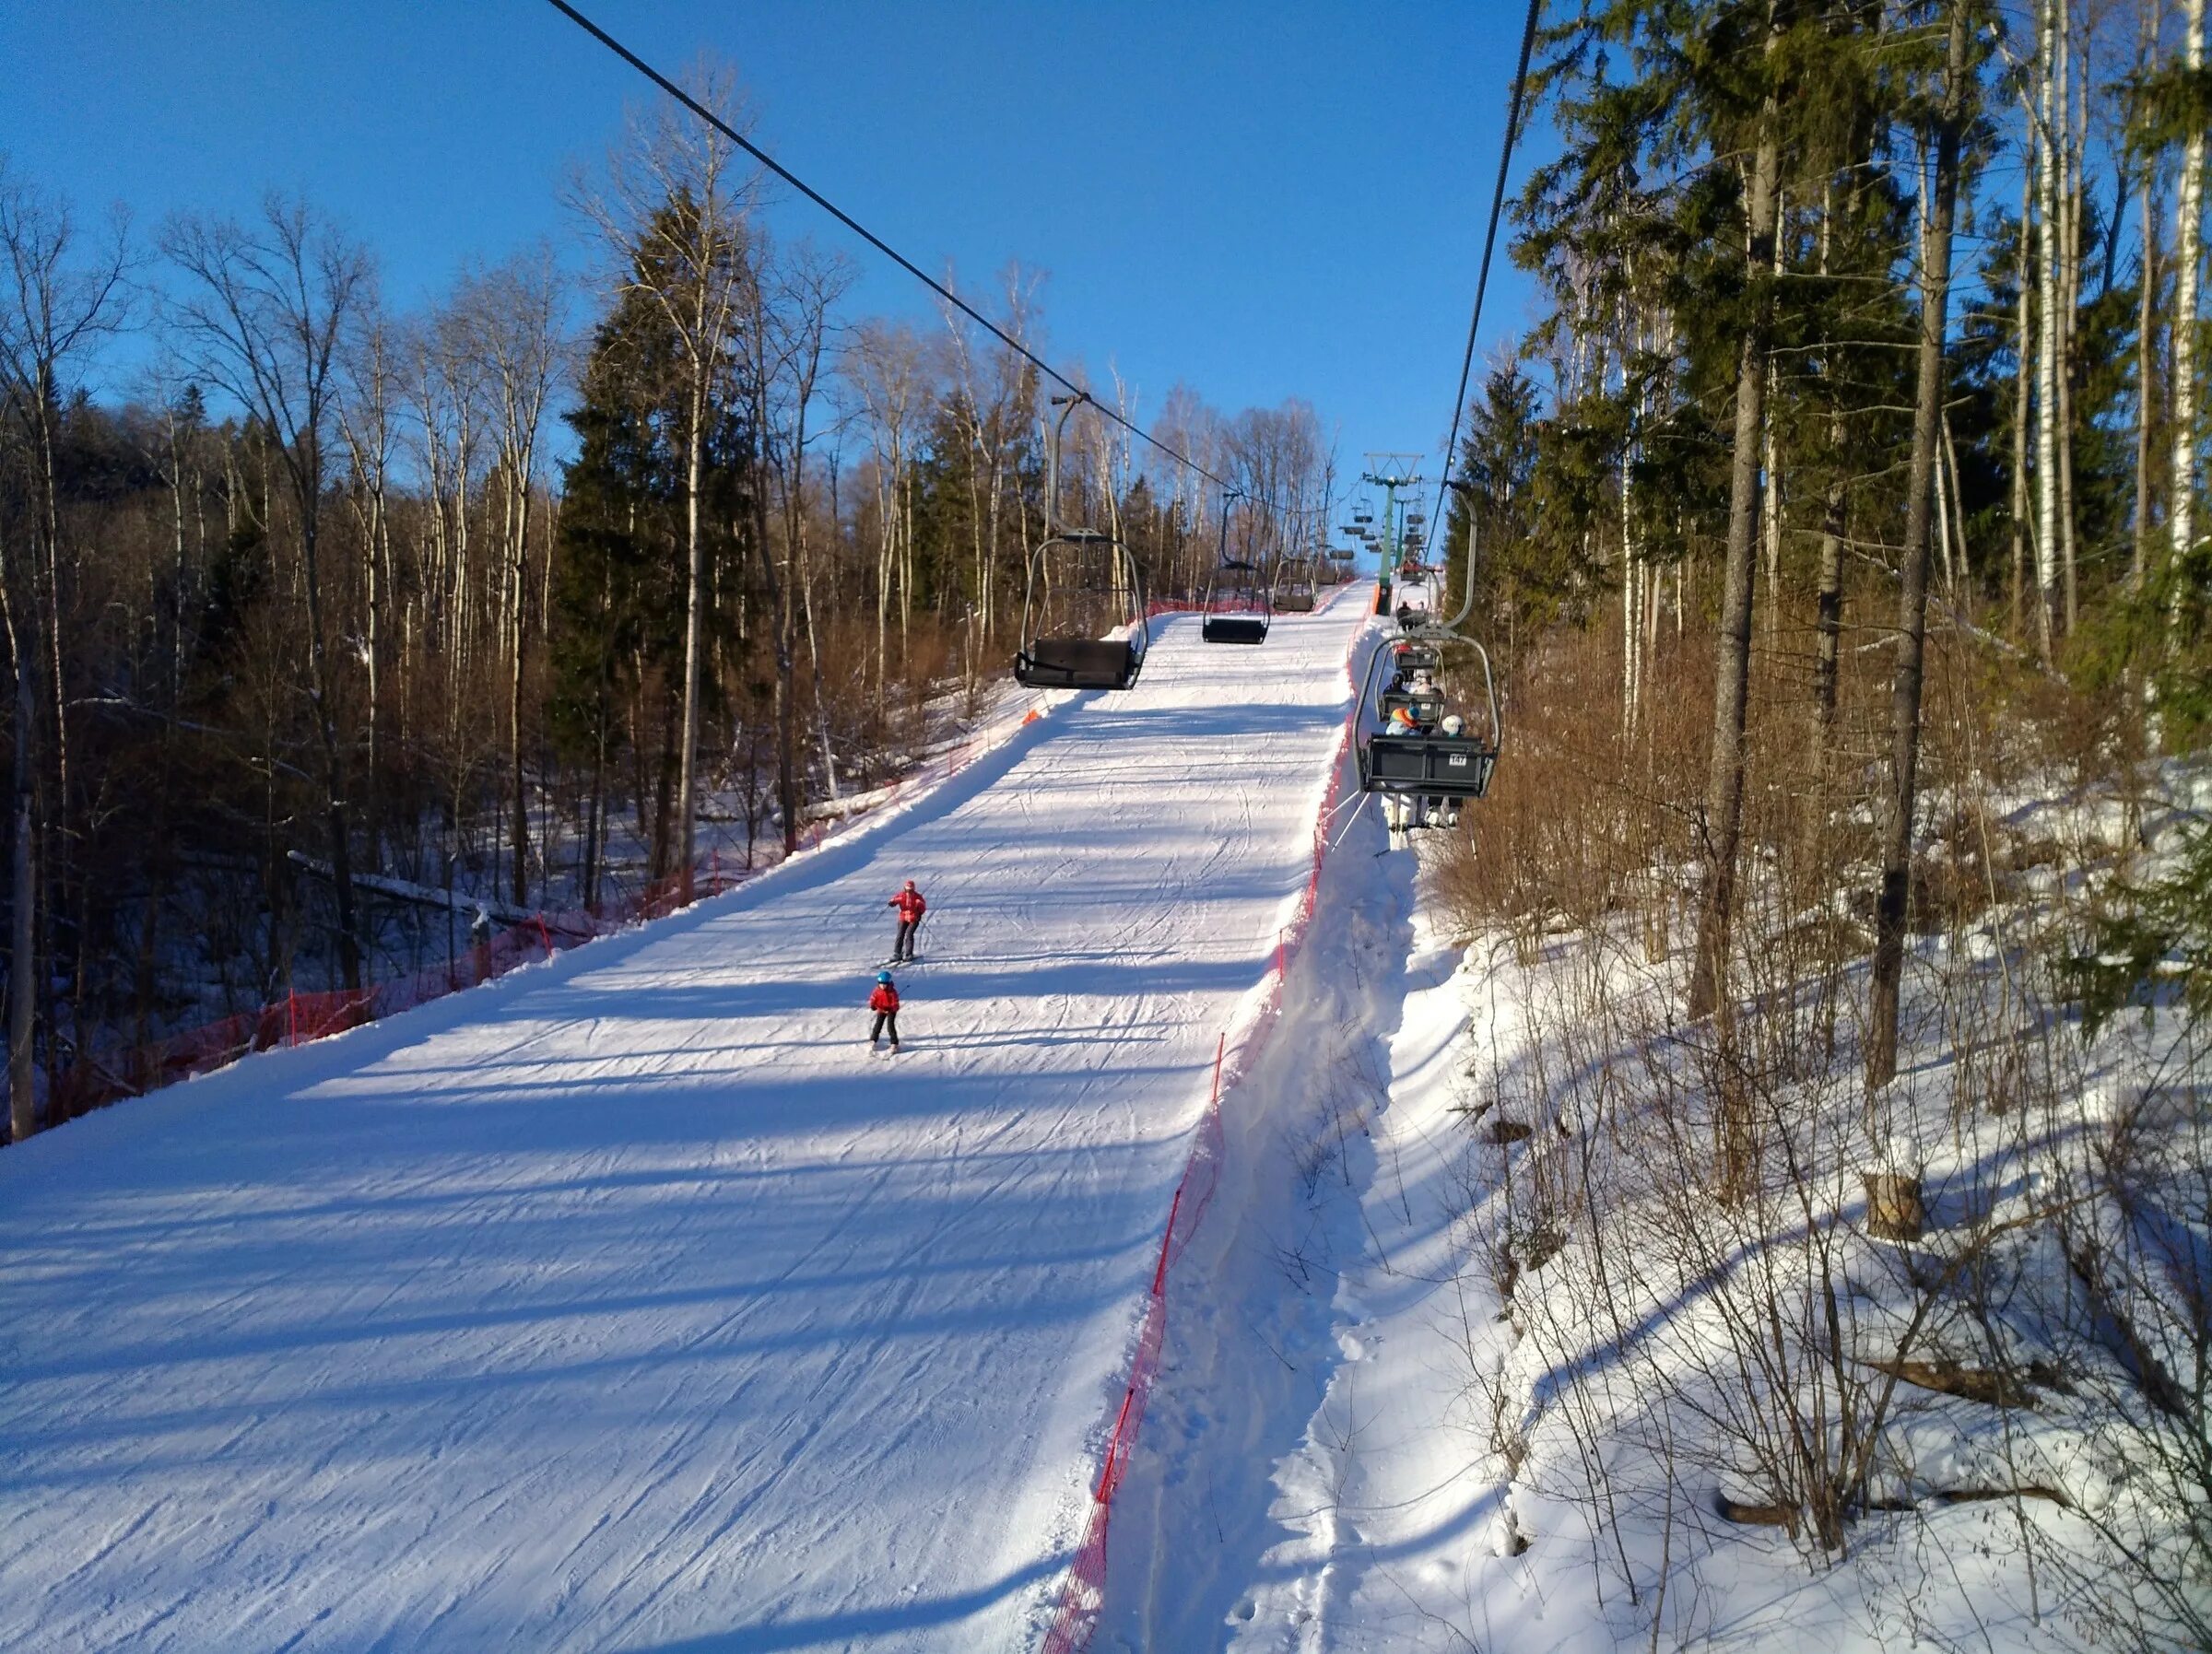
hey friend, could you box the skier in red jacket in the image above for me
[887,879,927,963]
[869,969,901,1054]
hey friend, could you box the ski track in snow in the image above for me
[0,599,1367,1654]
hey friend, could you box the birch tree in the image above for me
[2169,0,2206,656]
[454,250,565,905]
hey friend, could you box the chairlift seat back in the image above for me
[1203,616,1270,645]
[1016,638,1141,689]
[1362,733,1497,799]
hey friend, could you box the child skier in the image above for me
[887,879,927,963]
[869,969,901,1054]
[1382,704,1419,840]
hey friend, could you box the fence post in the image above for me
[1151,1184,1186,1296]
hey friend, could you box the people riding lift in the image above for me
[1382,703,1470,839]
[869,969,901,1055]
[888,879,926,963]
[1432,713,1470,829]
[1382,704,1420,839]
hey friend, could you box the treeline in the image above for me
[1441,0,2207,1104]
[1419,0,2207,1620]
[0,72,1335,1142]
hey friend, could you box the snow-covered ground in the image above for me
[1112,762,2212,1652]
[0,596,1368,1653]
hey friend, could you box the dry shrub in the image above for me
[1439,621,1709,938]
[1446,589,2211,1644]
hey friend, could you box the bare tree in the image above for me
[0,164,131,1137]
[763,241,854,804]
[1867,0,1973,1090]
[1687,6,1783,1045]
[164,194,372,991]
[337,298,399,872]
[842,319,928,710]
[453,248,566,905]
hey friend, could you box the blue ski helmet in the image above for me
[877,969,893,984]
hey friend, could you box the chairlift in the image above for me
[1355,635,1500,809]
[1203,558,1272,644]
[1014,530,1149,689]
[1272,554,1319,613]
[1011,393,1149,690]
[1356,504,1501,820]
[1201,492,1271,644]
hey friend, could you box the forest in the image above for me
[0,74,1335,1140]
[1409,0,2212,1638]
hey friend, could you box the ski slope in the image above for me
[0,593,1370,1654]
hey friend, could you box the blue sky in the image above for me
[1,1,1540,474]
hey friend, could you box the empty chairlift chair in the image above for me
[1273,555,1319,613]
[1013,530,1150,690]
[1202,559,1273,644]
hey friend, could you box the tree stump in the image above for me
[1863,1171,1925,1242]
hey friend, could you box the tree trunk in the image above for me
[299,505,364,993]
[1867,0,1969,1092]
[5,588,36,1143]
[676,380,707,904]
[1815,182,1847,745]
[508,470,531,909]
[2133,174,2160,594]
[2012,156,2033,639]
[2169,0,2206,667]
[2056,0,2082,637]
[2034,2,2063,661]
[1687,8,1783,1037]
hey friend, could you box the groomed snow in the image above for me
[0,594,1367,1653]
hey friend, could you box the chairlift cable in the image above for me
[545,0,1286,511]
[1427,0,1543,545]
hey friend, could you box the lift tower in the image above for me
[1352,453,1429,614]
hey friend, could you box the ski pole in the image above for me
[1326,792,1375,854]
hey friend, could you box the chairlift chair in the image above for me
[1202,557,1273,644]
[1272,554,1319,613]
[1357,522,1501,817]
[1355,637,1500,807]
[1012,393,1150,691]
[1201,492,1271,644]
[1013,530,1149,690]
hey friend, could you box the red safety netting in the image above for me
[47,714,1027,1127]
[1038,619,1373,1654]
